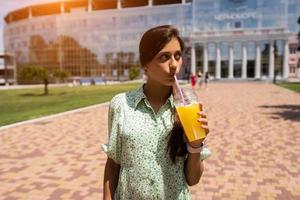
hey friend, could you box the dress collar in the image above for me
[133,85,174,109]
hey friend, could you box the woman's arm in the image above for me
[184,152,204,186]
[103,158,121,200]
[184,108,209,186]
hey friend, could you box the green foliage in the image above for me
[18,65,48,83]
[18,65,69,95]
[53,69,69,82]
[278,83,300,93]
[129,64,140,80]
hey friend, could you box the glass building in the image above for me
[3,0,300,82]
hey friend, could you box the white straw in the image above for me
[174,75,185,104]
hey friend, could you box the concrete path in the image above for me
[0,82,299,200]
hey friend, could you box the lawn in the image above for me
[277,82,300,93]
[0,83,140,126]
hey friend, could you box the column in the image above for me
[283,40,289,79]
[242,42,247,79]
[60,1,65,14]
[203,44,208,74]
[88,0,92,13]
[13,55,17,85]
[117,0,122,9]
[149,0,153,6]
[182,0,186,4]
[191,44,196,75]
[268,40,274,79]
[28,7,32,19]
[255,41,261,79]
[216,43,221,79]
[229,44,234,79]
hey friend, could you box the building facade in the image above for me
[0,53,16,85]
[3,0,300,81]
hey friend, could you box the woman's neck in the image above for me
[144,80,172,108]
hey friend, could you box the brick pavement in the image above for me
[0,82,299,200]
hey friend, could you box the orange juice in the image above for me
[176,103,206,142]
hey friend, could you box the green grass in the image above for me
[0,83,140,126]
[277,82,300,93]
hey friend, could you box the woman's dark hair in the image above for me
[139,25,187,164]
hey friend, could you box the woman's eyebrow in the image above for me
[158,50,182,54]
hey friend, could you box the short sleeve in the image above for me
[101,95,123,164]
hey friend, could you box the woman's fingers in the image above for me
[197,111,207,118]
[197,104,209,134]
[201,125,210,134]
[197,118,208,125]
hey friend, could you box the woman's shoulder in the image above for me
[110,86,143,108]
[110,93,126,108]
[109,87,140,109]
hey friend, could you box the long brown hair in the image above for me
[139,25,187,164]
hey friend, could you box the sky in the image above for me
[0,0,59,52]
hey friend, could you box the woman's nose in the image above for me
[169,57,178,69]
[169,65,177,75]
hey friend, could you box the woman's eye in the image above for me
[174,52,182,60]
[159,54,170,62]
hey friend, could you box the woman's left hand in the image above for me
[187,105,210,148]
[198,109,209,135]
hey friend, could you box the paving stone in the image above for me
[0,82,299,199]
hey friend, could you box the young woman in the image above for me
[102,25,211,200]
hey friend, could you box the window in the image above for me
[234,21,241,28]
[289,47,297,54]
[124,69,128,76]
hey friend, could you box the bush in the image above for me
[129,64,140,80]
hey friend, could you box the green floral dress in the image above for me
[102,85,211,200]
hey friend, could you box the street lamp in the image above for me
[297,16,300,70]
[273,42,279,84]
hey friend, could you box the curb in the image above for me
[0,102,110,131]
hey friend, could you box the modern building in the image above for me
[3,0,300,81]
[0,53,16,85]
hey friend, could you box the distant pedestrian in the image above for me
[204,72,209,89]
[197,70,203,88]
[191,73,197,89]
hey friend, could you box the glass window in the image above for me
[288,4,296,13]
[220,42,229,60]
[260,41,269,76]
[234,21,241,28]
[246,41,255,60]
[233,42,242,60]
[208,43,216,60]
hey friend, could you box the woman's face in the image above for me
[145,37,182,86]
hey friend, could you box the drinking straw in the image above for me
[174,75,185,104]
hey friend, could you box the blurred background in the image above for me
[1,0,299,86]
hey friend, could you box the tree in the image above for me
[18,65,69,95]
[19,65,50,95]
[298,16,300,45]
[53,69,69,83]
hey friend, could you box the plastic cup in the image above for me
[174,89,206,142]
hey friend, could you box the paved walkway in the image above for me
[0,82,299,200]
